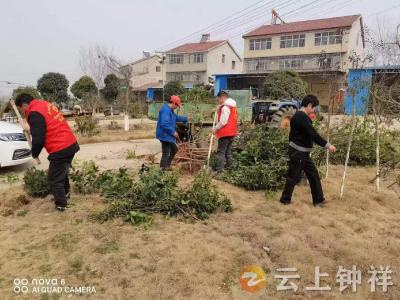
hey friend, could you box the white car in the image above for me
[0,121,32,168]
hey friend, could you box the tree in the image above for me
[78,44,111,88]
[97,48,133,131]
[100,74,120,104]
[37,72,69,105]
[163,81,185,102]
[12,86,41,99]
[70,76,98,112]
[264,71,307,99]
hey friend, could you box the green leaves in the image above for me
[264,71,307,100]
[222,125,289,191]
[85,164,232,226]
[70,76,98,100]
[163,81,185,101]
[73,115,100,137]
[100,74,121,104]
[23,167,50,198]
[37,72,69,105]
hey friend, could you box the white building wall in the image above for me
[207,42,242,79]
[130,56,164,89]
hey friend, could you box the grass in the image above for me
[0,166,398,299]
[77,125,155,145]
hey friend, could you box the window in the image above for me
[279,57,304,69]
[249,38,272,50]
[156,66,161,72]
[280,34,305,48]
[232,60,236,69]
[245,58,270,72]
[191,53,204,63]
[168,54,184,64]
[222,54,225,63]
[315,31,342,45]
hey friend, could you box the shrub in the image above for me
[108,120,122,130]
[74,115,100,137]
[23,167,50,197]
[88,165,232,225]
[313,118,400,167]
[221,125,289,190]
[70,160,101,194]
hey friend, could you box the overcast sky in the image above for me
[0,0,399,97]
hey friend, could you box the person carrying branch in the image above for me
[156,95,188,171]
[280,94,336,207]
[15,94,80,212]
[212,90,238,172]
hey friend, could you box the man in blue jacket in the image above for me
[156,95,188,170]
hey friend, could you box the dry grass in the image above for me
[77,124,155,145]
[0,166,399,299]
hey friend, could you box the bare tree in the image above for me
[97,48,133,131]
[365,20,400,66]
[339,53,373,200]
[78,44,111,89]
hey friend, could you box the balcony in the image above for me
[244,53,342,73]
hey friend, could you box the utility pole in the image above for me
[271,9,285,25]
[155,51,166,101]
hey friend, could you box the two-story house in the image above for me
[130,52,164,101]
[165,34,242,88]
[219,15,364,106]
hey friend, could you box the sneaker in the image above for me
[55,206,67,212]
[313,202,325,208]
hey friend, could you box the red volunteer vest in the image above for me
[216,105,238,139]
[25,99,77,154]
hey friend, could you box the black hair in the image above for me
[15,93,34,107]
[301,94,319,108]
[217,90,229,97]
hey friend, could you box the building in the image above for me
[216,15,365,107]
[129,52,164,101]
[165,34,242,88]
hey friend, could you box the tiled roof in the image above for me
[167,40,227,53]
[243,15,361,37]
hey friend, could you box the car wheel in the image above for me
[270,107,297,130]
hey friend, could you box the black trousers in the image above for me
[215,136,234,171]
[160,141,178,170]
[48,155,75,208]
[280,147,324,205]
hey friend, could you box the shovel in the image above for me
[204,108,218,172]
[9,99,41,165]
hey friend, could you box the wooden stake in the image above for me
[9,99,41,164]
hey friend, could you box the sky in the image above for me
[0,0,399,97]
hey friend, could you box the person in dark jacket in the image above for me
[15,94,80,212]
[280,94,336,207]
[156,95,188,170]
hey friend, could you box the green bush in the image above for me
[221,125,290,190]
[313,118,400,167]
[23,167,50,197]
[87,165,232,225]
[74,115,100,137]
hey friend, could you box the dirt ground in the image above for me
[0,161,399,299]
[0,117,399,299]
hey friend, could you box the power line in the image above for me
[365,3,400,19]
[156,0,273,51]
[305,0,355,19]
[281,0,329,18]
[211,0,300,37]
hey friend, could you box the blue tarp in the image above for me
[345,69,373,115]
[214,75,228,96]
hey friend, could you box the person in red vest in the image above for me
[15,94,80,212]
[212,91,238,172]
